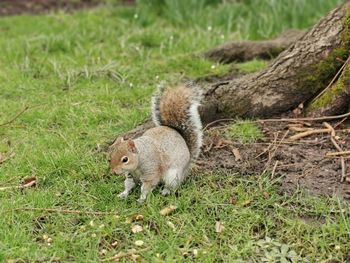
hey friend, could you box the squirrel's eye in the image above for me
[121,156,129,163]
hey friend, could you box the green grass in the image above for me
[236,59,268,73]
[0,1,349,262]
[227,121,263,143]
[137,0,343,39]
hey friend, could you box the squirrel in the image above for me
[109,84,203,203]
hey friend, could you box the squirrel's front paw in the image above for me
[117,191,129,199]
[161,188,171,196]
[137,197,146,204]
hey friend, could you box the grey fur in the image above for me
[151,83,203,160]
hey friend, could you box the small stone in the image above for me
[131,224,143,233]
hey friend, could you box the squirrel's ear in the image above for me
[111,137,124,146]
[127,140,137,153]
[110,137,124,151]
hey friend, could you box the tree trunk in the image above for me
[205,29,305,63]
[200,2,350,124]
[117,2,350,143]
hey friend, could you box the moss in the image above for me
[226,120,263,143]
[307,5,350,111]
[308,64,350,110]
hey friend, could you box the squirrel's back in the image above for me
[151,84,203,160]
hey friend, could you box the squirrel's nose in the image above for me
[112,168,121,175]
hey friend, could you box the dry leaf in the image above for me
[0,176,37,191]
[111,241,118,247]
[22,176,37,187]
[263,192,270,199]
[131,224,143,233]
[127,214,144,223]
[160,205,177,216]
[166,221,176,231]
[215,139,233,149]
[230,196,237,205]
[231,148,242,161]
[134,240,144,246]
[215,221,224,233]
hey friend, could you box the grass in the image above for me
[0,1,349,262]
[227,121,263,143]
[136,0,343,39]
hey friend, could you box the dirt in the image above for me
[0,0,135,16]
[0,0,100,16]
[197,121,350,200]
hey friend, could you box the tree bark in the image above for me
[200,2,350,124]
[205,29,305,63]
[118,2,350,141]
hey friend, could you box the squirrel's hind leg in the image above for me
[162,166,189,195]
[138,179,159,204]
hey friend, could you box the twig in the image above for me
[255,132,278,159]
[326,151,350,157]
[101,248,149,262]
[323,122,346,182]
[311,55,350,103]
[271,161,279,179]
[0,152,15,164]
[0,180,36,191]
[288,126,313,132]
[334,117,349,129]
[0,103,47,127]
[8,207,118,216]
[0,106,29,127]
[203,111,350,131]
[262,130,289,174]
[289,128,330,141]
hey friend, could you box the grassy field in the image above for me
[0,0,349,262]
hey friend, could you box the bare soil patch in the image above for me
[197,120,350,200]
[0,0,101,16]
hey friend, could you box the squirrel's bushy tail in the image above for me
[151,83,203,160]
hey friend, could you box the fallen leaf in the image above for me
[160,205,177,216]
[127,214,144,223]
[0,176,37,191]
[214,139,233,149]
[230,196,237,205]
[215,221,224,233]
[131,224,143,233]
[166,221,176,231]
[134,240,144,246]
[22,176,37,187]
[263,192,270,199]
[111,241,118,247]
[231,147,242,161]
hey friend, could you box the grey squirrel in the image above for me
[109,84,203,203]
